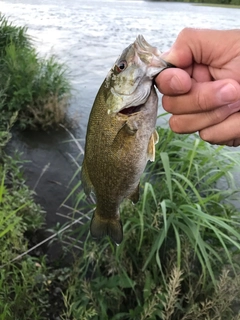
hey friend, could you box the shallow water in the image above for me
[1,0,240,227]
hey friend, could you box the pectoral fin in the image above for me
[153,129,159,144]
[81,160,94,196]
[129,183,140,204]
[120,121,138,137]
[112,121,138,150]
[147,130,159,162]
[90,209,123,245]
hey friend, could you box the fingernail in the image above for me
[219,83,238,103]
[170,75,182,92]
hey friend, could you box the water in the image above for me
[1,0,240,228]
[1,0,240,124]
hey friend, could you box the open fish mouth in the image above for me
[118,104,143,115]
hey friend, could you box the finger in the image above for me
[207,139,240,147]
[156,68,191,95]
[169,102,240,133]
[192,63,213,82]
[225,138,240,147]
[163,28,240,68]
[199,112,240,145]
[162,79,240,115]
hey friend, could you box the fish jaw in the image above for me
[105,35,168,114]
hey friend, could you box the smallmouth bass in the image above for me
[82,35,172,244]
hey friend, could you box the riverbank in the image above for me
[194,3,240,8]
[0,16,76,319]
[0,14,72,131]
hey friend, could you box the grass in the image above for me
[60,126,240,319]
[0,121,75,319]
[0,14,72,130]
[1,120,240,319]
[193,3,240,8]
[143,130,240,281]
[0,17,73,318]
[0,114,49,320]
[0,153,48,319]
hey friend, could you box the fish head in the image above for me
[105,35,169,114]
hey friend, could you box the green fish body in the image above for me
[82,35,169,244]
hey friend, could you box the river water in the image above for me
[1,0,240,124]
[0,0,240,230]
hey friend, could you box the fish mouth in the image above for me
[118,104,143,116]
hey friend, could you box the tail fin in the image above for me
[90,210,123,245]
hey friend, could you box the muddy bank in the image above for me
[4,127,86,260]
[6,127,85,224]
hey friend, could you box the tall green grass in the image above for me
[0,113,50,319]
[63,127,240,319]
[0,15,31,52]
[0,154,74,319]
[0,14,72,130]
[0,153,49,319]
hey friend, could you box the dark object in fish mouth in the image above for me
[119,105,143,115]
[154,61,177,80]
[165,61,176,68]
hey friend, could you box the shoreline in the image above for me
[192,3,240,8]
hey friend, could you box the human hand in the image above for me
[156,28,240,147]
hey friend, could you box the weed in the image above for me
[0,146,49,319]
[0,15,31,54]
[0,14,72,130]
[62,127,240,319]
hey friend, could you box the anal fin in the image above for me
[129,183,140,204]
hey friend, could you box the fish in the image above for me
[82,35,173,244]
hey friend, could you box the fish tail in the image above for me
[90,210,123,245]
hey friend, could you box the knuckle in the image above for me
[199,129,210,142]
[178,27,192,39]
[195,90,209,112]
[162,95,172,112]
[169,116,182,133]
[208,108,223,124]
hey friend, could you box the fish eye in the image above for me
[116,60,127,72]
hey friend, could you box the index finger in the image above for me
[164,28,240,68]
[162,79,240,115]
